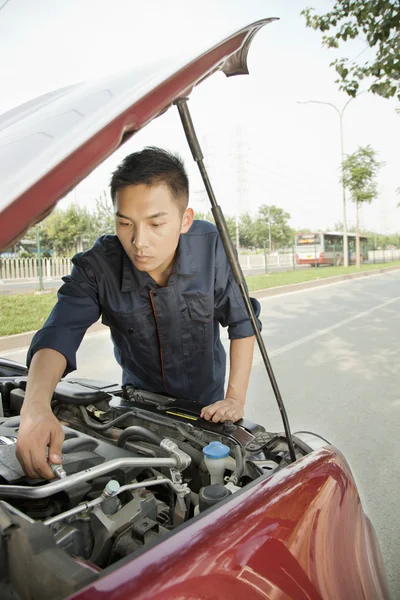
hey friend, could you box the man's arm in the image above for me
[16,349,67,480]
[201,336,255,423]
[17,257,101,479]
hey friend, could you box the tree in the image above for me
[253,205,294,250]
[194,211,244,248]
[42,204,97,256]
[302,2,400,101]
[193,211,214,223]
[238,213,256,248]
[341,145,382,267]
[94,191,115,235]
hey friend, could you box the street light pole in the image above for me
[297,96,360,267]
[235,211,240,253]
[268,206,272,253]
[36,226,44,292]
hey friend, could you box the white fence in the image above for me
[0,250,399,280]
[239,252,294,269]
[239,249,400,270]
[0,258,72,281]
[368,249,400,262]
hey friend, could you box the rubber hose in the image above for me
[117,426,163,448]
[79,405,136,430]
[174,440,203,466]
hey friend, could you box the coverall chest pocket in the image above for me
[185,294,212,353]
[101,309,151,338]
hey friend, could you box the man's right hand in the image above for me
[16,406,65,480]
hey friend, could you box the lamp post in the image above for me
[35,226,43,292]
[268,206,272,253]
[297,96,361,267]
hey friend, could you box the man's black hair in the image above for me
[110,147,189,212]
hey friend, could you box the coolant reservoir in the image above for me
[203,441,230,485]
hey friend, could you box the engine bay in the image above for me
[0,359,312,600]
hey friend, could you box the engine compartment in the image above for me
[0,360,312,600]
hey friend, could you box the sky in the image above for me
[1,0,399,235]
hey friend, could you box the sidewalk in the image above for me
[1,264,399,353]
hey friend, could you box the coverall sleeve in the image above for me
[213,236,262,339]
[27,256,101,376]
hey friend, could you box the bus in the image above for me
[295,232,368,267]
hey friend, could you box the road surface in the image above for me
[4,270,400,597]
[0,265,312,294]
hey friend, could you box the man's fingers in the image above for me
[201,402,222,421]
[31,445,54,480]
[201,400,244,423]
[16,445,36,480]
[212,407,231,423]
[49,427,64,464]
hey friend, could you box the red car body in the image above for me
[0,17,389,600]
[70,447,388,600]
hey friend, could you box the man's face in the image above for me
[114,183,193,281]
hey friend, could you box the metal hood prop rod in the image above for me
[175,98,296,463]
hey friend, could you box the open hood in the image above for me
[0,18,276,251]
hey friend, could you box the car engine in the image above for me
[0,359,311,600]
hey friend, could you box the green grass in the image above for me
[0,292,57,336]
[1,261,399,336]
[245,261,400,292]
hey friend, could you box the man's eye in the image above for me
[118,221,131,227]
[151,223,162,228]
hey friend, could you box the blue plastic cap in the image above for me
[105,480,120,495]
[203,441,230,459]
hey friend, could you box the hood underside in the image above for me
[0,18,276,251]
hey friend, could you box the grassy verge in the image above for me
[245,261,400,292]
[1,261,399,336]
[0,292,57,336]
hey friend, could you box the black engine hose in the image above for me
[174,440,203,466]
[117,426,163,449]
[79,405,136,430]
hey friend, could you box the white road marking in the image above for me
[268,295,400,358]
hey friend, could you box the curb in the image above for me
[1,265,399,352]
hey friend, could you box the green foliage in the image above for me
[341,145,382,266]
[194,206,294,249]
[193,211,214,223]
[341,145,382,205]
[302,1,400,101]
[93,191,115,235]
[42,204,97,256]
[253,205,295,249]
[33,191,116,256]
[196,206,295,249]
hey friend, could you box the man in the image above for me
[16,147,261,480]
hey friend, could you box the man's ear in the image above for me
[181,207,194,234]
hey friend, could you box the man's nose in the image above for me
[133,226,149,249]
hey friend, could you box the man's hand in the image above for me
[200,396,244,424]
[16,406,64,480]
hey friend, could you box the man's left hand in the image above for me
[200,397,244,423]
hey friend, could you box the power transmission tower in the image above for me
[234,125,248,251]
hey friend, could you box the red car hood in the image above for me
[0,18,276,251]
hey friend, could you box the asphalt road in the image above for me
[0,265,312,294]
[4,270,400,597]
